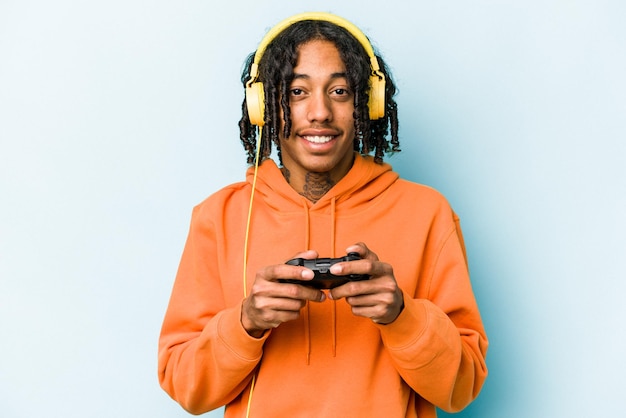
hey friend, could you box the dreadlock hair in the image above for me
[238,19,400,165]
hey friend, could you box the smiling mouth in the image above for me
[302,135,334,144]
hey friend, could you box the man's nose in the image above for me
[307,92,333,123]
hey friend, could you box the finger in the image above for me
[329,275,395,301]
[253,305,304,330]
[286,249,319,261]
[329,258,391,282]
[344,242,379,261]
[254,266,325,303]
[352,301,403,325]
[275,281,326,302]
[259,263,315,283]
[345,289,396,307]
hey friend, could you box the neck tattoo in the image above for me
[301,172,335,203]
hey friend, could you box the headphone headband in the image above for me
[246,12,386,126]
[248,12,380,82]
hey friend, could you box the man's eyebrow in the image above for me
[291,72,348,81]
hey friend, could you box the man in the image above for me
[159,12,488,418]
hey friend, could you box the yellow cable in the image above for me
[243,128,262,417]
[245,373,257,418]
[243,127,263,297]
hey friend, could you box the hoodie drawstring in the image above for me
[330,197,336,257]
[301,199,312,365]
[301,196,339,363]
[330,197,337,357]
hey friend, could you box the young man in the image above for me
[159,12,488,418]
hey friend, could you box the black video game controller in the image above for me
[281,252,369,289]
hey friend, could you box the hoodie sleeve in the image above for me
[377,211,488,413]
[158,202,269,414]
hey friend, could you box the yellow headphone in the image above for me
[245,11,386,126]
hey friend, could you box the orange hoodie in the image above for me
[158,154,488,417]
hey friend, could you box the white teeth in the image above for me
[303,136,333,144]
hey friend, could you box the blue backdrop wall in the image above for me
[1,1,624,417]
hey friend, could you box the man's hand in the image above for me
[328,243,404,325]
[241,250,326,338]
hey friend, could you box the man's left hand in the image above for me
[328,242,404,324]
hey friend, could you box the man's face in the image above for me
[278,40,356,184]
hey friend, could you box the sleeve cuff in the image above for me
[211,303,271,362]
[376,291,430,349]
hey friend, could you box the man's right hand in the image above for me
[241,250,326,338]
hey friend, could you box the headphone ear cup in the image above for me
[246,81,266,126]
[368,75,386,120]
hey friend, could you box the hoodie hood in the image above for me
[246,153,399,215]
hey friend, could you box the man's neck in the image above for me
[280,167,336,203]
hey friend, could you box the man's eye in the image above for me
[290,88,304,96]
[331,88,352,101]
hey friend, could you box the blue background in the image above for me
[1,1,624,417]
